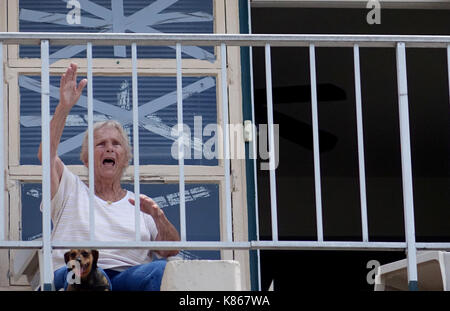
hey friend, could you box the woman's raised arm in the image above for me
[37,63,87,199]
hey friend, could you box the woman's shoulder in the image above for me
[60,163,86,189]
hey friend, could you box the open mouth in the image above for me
[80,263,89,275]
[80,262,90,276]
[69,260,90,278]
[102,158,116,166]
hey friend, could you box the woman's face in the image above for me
[90,126,128,181]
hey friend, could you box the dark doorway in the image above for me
[251,7,450,291]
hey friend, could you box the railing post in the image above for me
[264,43,279,242]
[0,42,4,241]
[396,42,418,291]
[221,43,233,242]
[447,45,450,104]
[353,44,369,242]
[132,42,141,241]
[246,0,262,289]
[41,39,53,290]
[176,43,187,242]
[309,44,324,242]
[87,42,95,242]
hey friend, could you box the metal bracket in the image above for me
[243,120,254,142]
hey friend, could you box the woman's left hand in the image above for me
[129,194,163,219]
[129,194,181,257]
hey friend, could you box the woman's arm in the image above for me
[129,195,181,258]
[37,63,87,199]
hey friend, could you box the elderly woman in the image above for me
[38,63,180,291]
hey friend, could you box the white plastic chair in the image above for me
[374,251,450,291]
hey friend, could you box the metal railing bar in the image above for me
[416,243,450,250]
[176,43,187,242]
[447,45,450,103]
[309,44,324,242]
[252,241,407,251]
[246,0,262,290]
[87,42,95,241]
[0,241,44,249]
[1,37,449,294]
[0,42,4,241]
[353,44,369,242]
[396,42,418,291]
[3,239,448,252]
[2,240,431,251]
[264,44,279,242]
[40,39,53,290]
[51,241,251,250]
[221,43,233,242]
[1,33,449,48]
[47,240,408,251]
[132,42,141,242]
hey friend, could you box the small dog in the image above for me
[64,249,111,291]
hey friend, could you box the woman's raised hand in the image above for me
[59,63,87,110]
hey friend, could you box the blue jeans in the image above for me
[54,260,166,291]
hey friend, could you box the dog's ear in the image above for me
[91,249,99,267]
[64,250,71,264]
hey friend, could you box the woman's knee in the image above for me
[152,259,167,274]
[141,260,167,291]
[145,260,167,282]
[53,266,68,291]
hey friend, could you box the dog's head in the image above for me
[64,249,99,280]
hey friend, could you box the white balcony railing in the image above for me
[0,32,450,291]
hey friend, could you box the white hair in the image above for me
[80,120,132,167]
